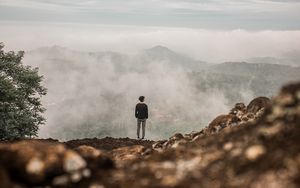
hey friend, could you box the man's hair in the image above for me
[139,96,145,102]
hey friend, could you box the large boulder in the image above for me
[247,96,271,115]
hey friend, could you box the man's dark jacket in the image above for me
[135,103,148,119]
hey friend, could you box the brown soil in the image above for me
[64,137,154,151]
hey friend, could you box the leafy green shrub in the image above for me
[0,43,47,139]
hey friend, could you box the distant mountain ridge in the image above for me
[27,45,299,70]
[27,45,300,92]
[191,61,300,104]
[209,61,300,78]
[246,56,300,67]
[23,45,300,139]
[27,45,300,100]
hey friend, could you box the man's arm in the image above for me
[135,105,138,118]
[145,105,148,119]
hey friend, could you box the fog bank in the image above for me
[23,46,236,140]
[1,23,300,63]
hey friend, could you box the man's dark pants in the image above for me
[137,119,146,138]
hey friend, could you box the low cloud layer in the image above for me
[23,47,233,140]
[1,23,300,63]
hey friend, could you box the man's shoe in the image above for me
[137,137,140,139]
[141,137,144,140]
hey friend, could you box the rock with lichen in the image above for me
[247,96,271,115]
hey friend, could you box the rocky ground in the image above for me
[0,81,299,188]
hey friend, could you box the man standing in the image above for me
[135,96,148,139]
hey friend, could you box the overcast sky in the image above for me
[1,0,300,62]
[1,0,300,29]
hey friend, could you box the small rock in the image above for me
[26,157,45,175]
[191,135,202,142]
[63,151,86,172]
[82,168,91,178]
[171,140,187,149]
[161,161,176,170]
[76,145,101,158]
[89,183,105,188]
[245,145,266,161]
[52,175,69,186]
[152,140,167,150]
[259,123,283,137]
[169,133,184,141]
[223,142,233,151]
[142,148,153,156]
[230,148,243,157]
[277,93,294,106]
[296,91,300,100]
[70,171,82,183]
